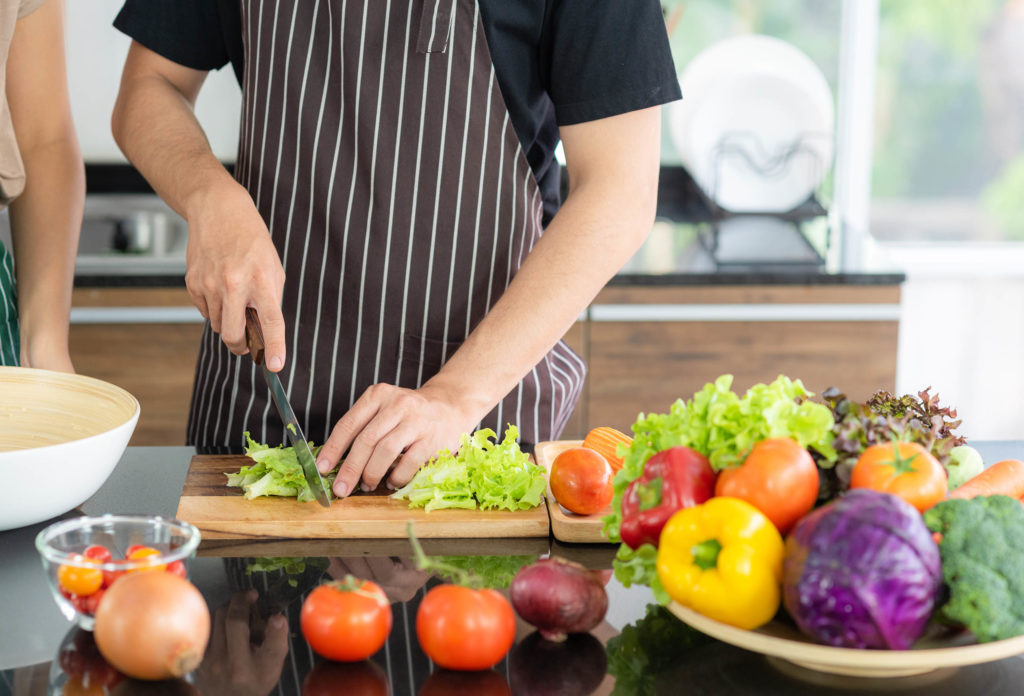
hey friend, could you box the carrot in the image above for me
[948,459,1024,501]
[581,427,632,472]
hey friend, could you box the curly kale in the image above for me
[815,387,966,502]
[923,496,1024,642]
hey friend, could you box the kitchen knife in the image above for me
[244,307,331,508]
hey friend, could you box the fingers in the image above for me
[252,287,287,372]
[387,440,434,489]
[317,391,382,482]
[254,613,290,683]
[225,590,257,675]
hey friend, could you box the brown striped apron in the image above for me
[187,0,586,450]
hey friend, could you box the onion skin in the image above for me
[509,558,608,642]
[94,571,211,680]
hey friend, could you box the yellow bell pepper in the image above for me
[656,496,784,630]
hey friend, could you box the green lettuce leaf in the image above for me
[224,432,333,502]
[391,425,545,511]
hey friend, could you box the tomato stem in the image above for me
[407,521,483,589]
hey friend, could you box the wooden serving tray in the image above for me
[176,455,550,540]
[534,440,614,544]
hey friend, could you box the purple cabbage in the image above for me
[783,489,942,649]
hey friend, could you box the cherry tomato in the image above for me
[83,545,112,564]
[419,668,511,696]
[102,567,124,588]
[416,585,515,671]
[166,560,187,578]
[549,447,614,515]
[715,437,819,534]
[127,547,166,573]
[124,544,152,557]
[851,441,947,512]
[80,587,106,615]
[58,556,103,596]
[300,578,392,662]
[302,659,389,696]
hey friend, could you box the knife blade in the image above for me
[244,307,331,508]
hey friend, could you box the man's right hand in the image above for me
[184,181,288,371]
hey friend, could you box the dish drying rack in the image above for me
[660,130,834,270]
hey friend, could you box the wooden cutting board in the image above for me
[534,440,614,544]
[176,455,550,540]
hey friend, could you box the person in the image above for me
[111,0,680,497]
[0,0,83,372]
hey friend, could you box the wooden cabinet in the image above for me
[70,288,201,446]
[560,284,901,438]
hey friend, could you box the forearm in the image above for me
[426,178,655,418]
[111,67,238,219]
[8,135,83,367]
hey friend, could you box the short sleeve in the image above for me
[113,0,230,72]
[545,0,682,126]
[17,0,48,19]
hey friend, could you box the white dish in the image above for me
[668,35,835,213]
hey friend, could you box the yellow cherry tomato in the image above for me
[57,556,103,596]
[126,547,167,573]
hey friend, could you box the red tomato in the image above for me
[58,556,103,596]
[851,441,947,512]
[301,579,392,662]
[714,437,819,534]
[82,545,112,564]
[549,447,614,515]
[419,668,511,696]
[302,659,389,696]
[81,588,106,615]
[102,568,124,589]
[416,585,515,671]
[166,560,187,578]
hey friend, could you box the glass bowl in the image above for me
[35,514,201,630]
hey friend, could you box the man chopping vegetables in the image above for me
[111,1,680,497]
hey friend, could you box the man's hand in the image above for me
[315,381,485,496]
[193,590,290,696]
[184,181,287,369]
[112,41,287,370]
[327,557,430,603]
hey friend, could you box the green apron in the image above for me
[0,240,19,365]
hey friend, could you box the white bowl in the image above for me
[668,34,835,213]
[0,367,140,531]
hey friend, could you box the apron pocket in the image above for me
[416,0,456,54]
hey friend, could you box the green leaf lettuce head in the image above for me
[923,495,1024,642]
[225,432,334,503]
[391,425,546,511]
[603,374,836,596]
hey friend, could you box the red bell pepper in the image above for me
[620,446,716,550]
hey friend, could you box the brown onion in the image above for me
[509,557,608,642]
[94,571,210,680]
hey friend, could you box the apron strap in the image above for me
[416,0,457,53]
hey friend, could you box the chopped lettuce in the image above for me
[225,432,334,503]
[603,374,836,597]
[391,425,546,511]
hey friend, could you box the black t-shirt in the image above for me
[114,0,681,224]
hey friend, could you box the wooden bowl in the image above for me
[668,601,1024,677]
[0,367,139,531]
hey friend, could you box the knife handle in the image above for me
[244,307,266,365]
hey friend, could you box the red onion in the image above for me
[509,557,608,642]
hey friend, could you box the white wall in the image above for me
[65,0,242,163]
[882,243,1024,442]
